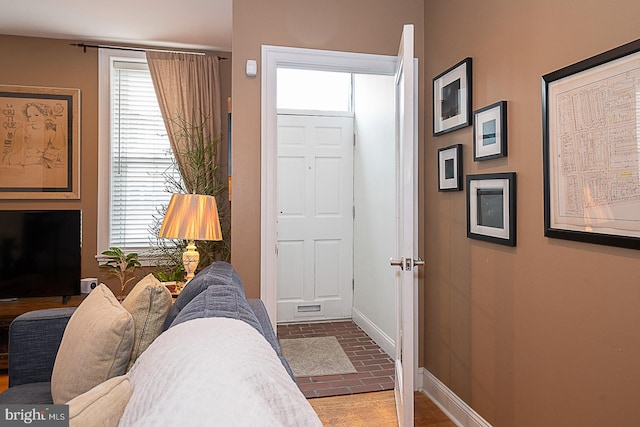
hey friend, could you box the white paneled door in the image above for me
[391,24,418,427]
[276,114,354,322]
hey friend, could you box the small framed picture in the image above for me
[438,144,463,191]
[473,101,507,161]
[467,172,516,246]
[433,58,472,136]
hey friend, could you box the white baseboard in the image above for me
[419,368,492,427]
[348,311,490,427]
[351,308,395,358]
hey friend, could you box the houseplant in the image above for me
[98,247,141,300]
[154,264,185,293]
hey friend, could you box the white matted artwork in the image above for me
[543,38,640,250]
[466,172,516,246]
[433,58,472,136]
[438,144,462,191]
[473,100,507,161]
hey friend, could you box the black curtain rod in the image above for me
[71,42,227,59]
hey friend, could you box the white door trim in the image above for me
[260,45,397,332]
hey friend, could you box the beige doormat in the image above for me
[280,336,357,377]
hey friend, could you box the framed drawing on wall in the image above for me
[433,57,472,136]
[542,38,640,249]
[467,172,517,247]
[473,101,507,161]
[438,144,463,191]
[0,85,80,199]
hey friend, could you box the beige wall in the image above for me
[0,36,99,281]
[424,0,640,426]
[0,35,232,294]
[231,0,425,299]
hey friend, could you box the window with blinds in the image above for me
[108,60,179,253]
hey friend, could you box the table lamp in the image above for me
[158,193,222,285]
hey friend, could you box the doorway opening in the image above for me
[273,66,397,399]
[262,25,418,421]
[262,47,398,358]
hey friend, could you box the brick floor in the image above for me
[277,320,395,398]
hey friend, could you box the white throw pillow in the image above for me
[51,284,134,404]
[68,375,132,427]
[121,273,172,370]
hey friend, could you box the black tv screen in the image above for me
[0,210,81,299]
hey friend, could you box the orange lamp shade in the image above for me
[158,193,222,241]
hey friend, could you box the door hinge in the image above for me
[353,206,355,219]
[352,278,355,290]
[353,133,356,146]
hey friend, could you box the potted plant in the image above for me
[154,264,185,293]
[98,247,141,300]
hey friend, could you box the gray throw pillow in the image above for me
[170,284,265,337]
[162,262,245,330]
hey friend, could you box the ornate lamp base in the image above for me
[182,240,200,283]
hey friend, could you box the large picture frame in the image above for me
[542,38,640,250]
[433,57,472,136]
[0,85,80,199]
[438,144,463,191]
[467,172,517,247]
[473,101,507,161]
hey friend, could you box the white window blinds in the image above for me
[109,60,178,253]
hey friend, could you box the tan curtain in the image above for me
[146,51,221,194]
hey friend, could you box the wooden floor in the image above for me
[0,371,454,426]
[310,390,455,427]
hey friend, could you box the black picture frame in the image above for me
[0,85,80,199]
[473,101,507,161]
[542,38,640,250]
[433,58,472,136]
[467,172,517,247]
[438,144,463,191]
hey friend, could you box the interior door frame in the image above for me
[260,45,398,331]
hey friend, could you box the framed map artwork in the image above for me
[542,38,640,249]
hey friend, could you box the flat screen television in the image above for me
[0,210,81,300]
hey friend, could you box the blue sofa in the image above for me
[0,262,293,404]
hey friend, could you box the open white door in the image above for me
[390,24,419,427]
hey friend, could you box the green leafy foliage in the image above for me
[99,247,141,298]
[154,264,185,283]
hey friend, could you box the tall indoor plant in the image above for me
[149,114,230,278]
